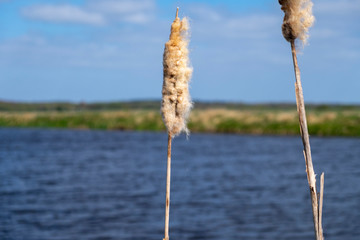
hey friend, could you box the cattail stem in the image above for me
[319,173,324,240]
[164,134,172,240]
[291,40,324,240]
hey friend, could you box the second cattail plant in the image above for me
[279,1,325,240]
[161,7,192,240]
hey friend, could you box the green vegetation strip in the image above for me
[0,111,164,131]
[1,108,359,137]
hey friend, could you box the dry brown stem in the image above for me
[319,173,325,240]
[280,1,325,236]
[291,40,324,240]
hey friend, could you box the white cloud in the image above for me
[0,30,161,69]
[315,0,360,14]
[189,6,222,22]
[123,13,150,24]
[314,0,360,13]
[88,0,155,24]
[225,15,279,33]
[311,28,338,39]
[88,0,154,14]
[21,0,155,25]
[22,4,105,25]
[189,5,280,42]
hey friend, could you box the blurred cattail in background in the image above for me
[161,7,192,240]
[279,0,315,45]
[279,1,324,240]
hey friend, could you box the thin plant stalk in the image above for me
[290,40,324,240]
[319,173,325,239]
[164,133,172,240]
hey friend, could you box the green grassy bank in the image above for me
[0,101,359,137]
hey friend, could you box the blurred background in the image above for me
[1,1,360,240]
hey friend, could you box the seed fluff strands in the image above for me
[161,7,193,138]
[279,0,315,46]
[279,1,324,240]
[161,7,192,240]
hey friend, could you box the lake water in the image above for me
[0,128,359,240]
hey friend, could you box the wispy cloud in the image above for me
[88,0,154,14]
[122,12,151,24]
[187,4,280,40]
[315,0,360,14]
[188,6,222,22]
[224,15,279,38]
[22,4,105,26]
[88,0,155,24]
[21,0,155,25]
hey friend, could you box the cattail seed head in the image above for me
[279,0,315,45]
[161,8,193,137]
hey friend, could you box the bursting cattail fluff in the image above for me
[161,10,192,137]
[279,0,315,45]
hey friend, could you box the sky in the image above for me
[0,0,359,103]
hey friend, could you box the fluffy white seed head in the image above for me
[279,0,315,45]
[161,8,193,137]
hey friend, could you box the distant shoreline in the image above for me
[1,101,359,137]
[1,100,360,111]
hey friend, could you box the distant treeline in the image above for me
[1,100,359,112]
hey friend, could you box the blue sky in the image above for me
[0,0,359,103]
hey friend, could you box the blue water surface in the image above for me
[0,128,359,240]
